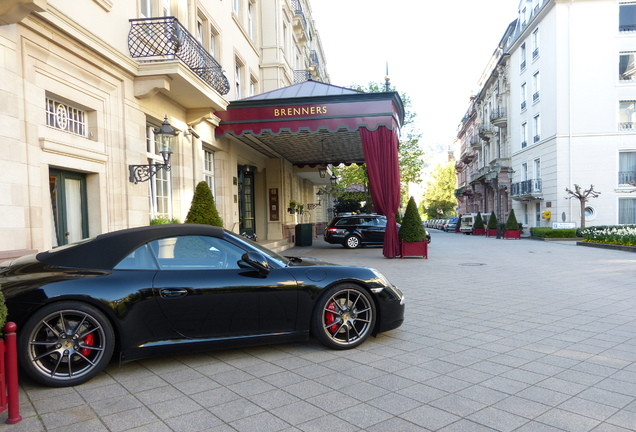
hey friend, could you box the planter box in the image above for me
[401,241,428,259]
[486,229,498,237]
[472,228,485,236]
[504,230,521,239]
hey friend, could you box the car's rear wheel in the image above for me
[18,302,115,387]
[344,234,361,249]
[311,284,376,349]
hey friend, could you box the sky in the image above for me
[310,0,521,156]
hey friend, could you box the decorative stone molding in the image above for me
[0,0,46,26]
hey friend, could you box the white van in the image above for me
[459,213,490,234]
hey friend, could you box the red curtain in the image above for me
[359,126,401,258]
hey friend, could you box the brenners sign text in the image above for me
[273,106,327,117]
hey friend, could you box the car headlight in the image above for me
[370,268,393,292]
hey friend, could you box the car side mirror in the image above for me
[241,251,271,275]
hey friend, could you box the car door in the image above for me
[363,216,387,243]
[149,235,299,339]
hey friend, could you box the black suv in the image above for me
[324,214,389,248]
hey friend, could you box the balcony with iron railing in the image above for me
[532,48,539,59]
[294,70,312,83]
[521,100,527,111]
[479,125,494,140]
[291,0,309,41]
[490,107,507,127]
[128,17,230,102]
[470,135,481,148]
[511,179,542,197]
[619,122,635,131]
[619,171,636,186]
[533,91,540,102]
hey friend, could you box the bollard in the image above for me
[4,323,21,424]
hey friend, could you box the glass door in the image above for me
[238,165,256,236]
[50,169,88,246]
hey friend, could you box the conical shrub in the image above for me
[185,181,223,227]
[398,197,426,242]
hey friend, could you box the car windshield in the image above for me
[230,234,291,267]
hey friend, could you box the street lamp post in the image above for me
[129,116,177,184]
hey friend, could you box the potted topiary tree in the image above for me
[185,181,224,226]
[288,200,297,214]
[504,209,522,239]
[486,211,498,237]
[399,196,428,258]
[472,212,485,235]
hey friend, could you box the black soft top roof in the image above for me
[36,224,225,270]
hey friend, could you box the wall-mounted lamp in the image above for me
[318,166,327,178]
[330,174,338,186]
[129,116,178,184]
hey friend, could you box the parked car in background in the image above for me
[0,224,405,387]
[325,214,430,248]
[444,217,459,232]
[325,214,389,248]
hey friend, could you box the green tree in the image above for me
[185,181,223,227]
[422,162,457,219]
[333,81,425,208]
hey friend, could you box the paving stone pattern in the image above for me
[2,231,636,431]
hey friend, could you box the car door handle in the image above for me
[159,288,189,298]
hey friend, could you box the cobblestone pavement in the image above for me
[2,231,636,431]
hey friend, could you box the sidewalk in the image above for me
[2,230,636,431]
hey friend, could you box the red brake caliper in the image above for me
[325,301,338,334]
[81,333,94,357]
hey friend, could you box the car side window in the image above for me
[148,236,246,270]
[376,217,387,227]
[335,218,356,226]
[114,244,159,270]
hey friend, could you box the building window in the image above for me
[248,2,254,40]
[533,114,541,142]
[532,71,540,102]
[521,82,527,110]
[233,0,240,15]
[619,3,636,32]
[521,7,527,28]
[283,22,288,57]
[250,77,257,96]
[520,43,527,71]
[532,28,539,59]
[140,0,151,18]
[235,60,243,99]
[534,158,541,180]
[203,148,216,196]
[619,100,636,130]
[620,51,636,80]
[535,202,541,224]
[619,198,636,223]
[146,123,172,219]
[521,122,527,148]
[46,97,87,137]
[619,151,636,185]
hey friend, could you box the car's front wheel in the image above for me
[18,301,115,387]
[311,284,376,349]
[344,234,361,249]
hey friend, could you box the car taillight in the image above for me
[327,228,338,234]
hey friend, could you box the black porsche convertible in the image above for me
[0,224,405,387]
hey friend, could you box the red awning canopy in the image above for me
[214,81,404,167]
[214,81,405,258]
